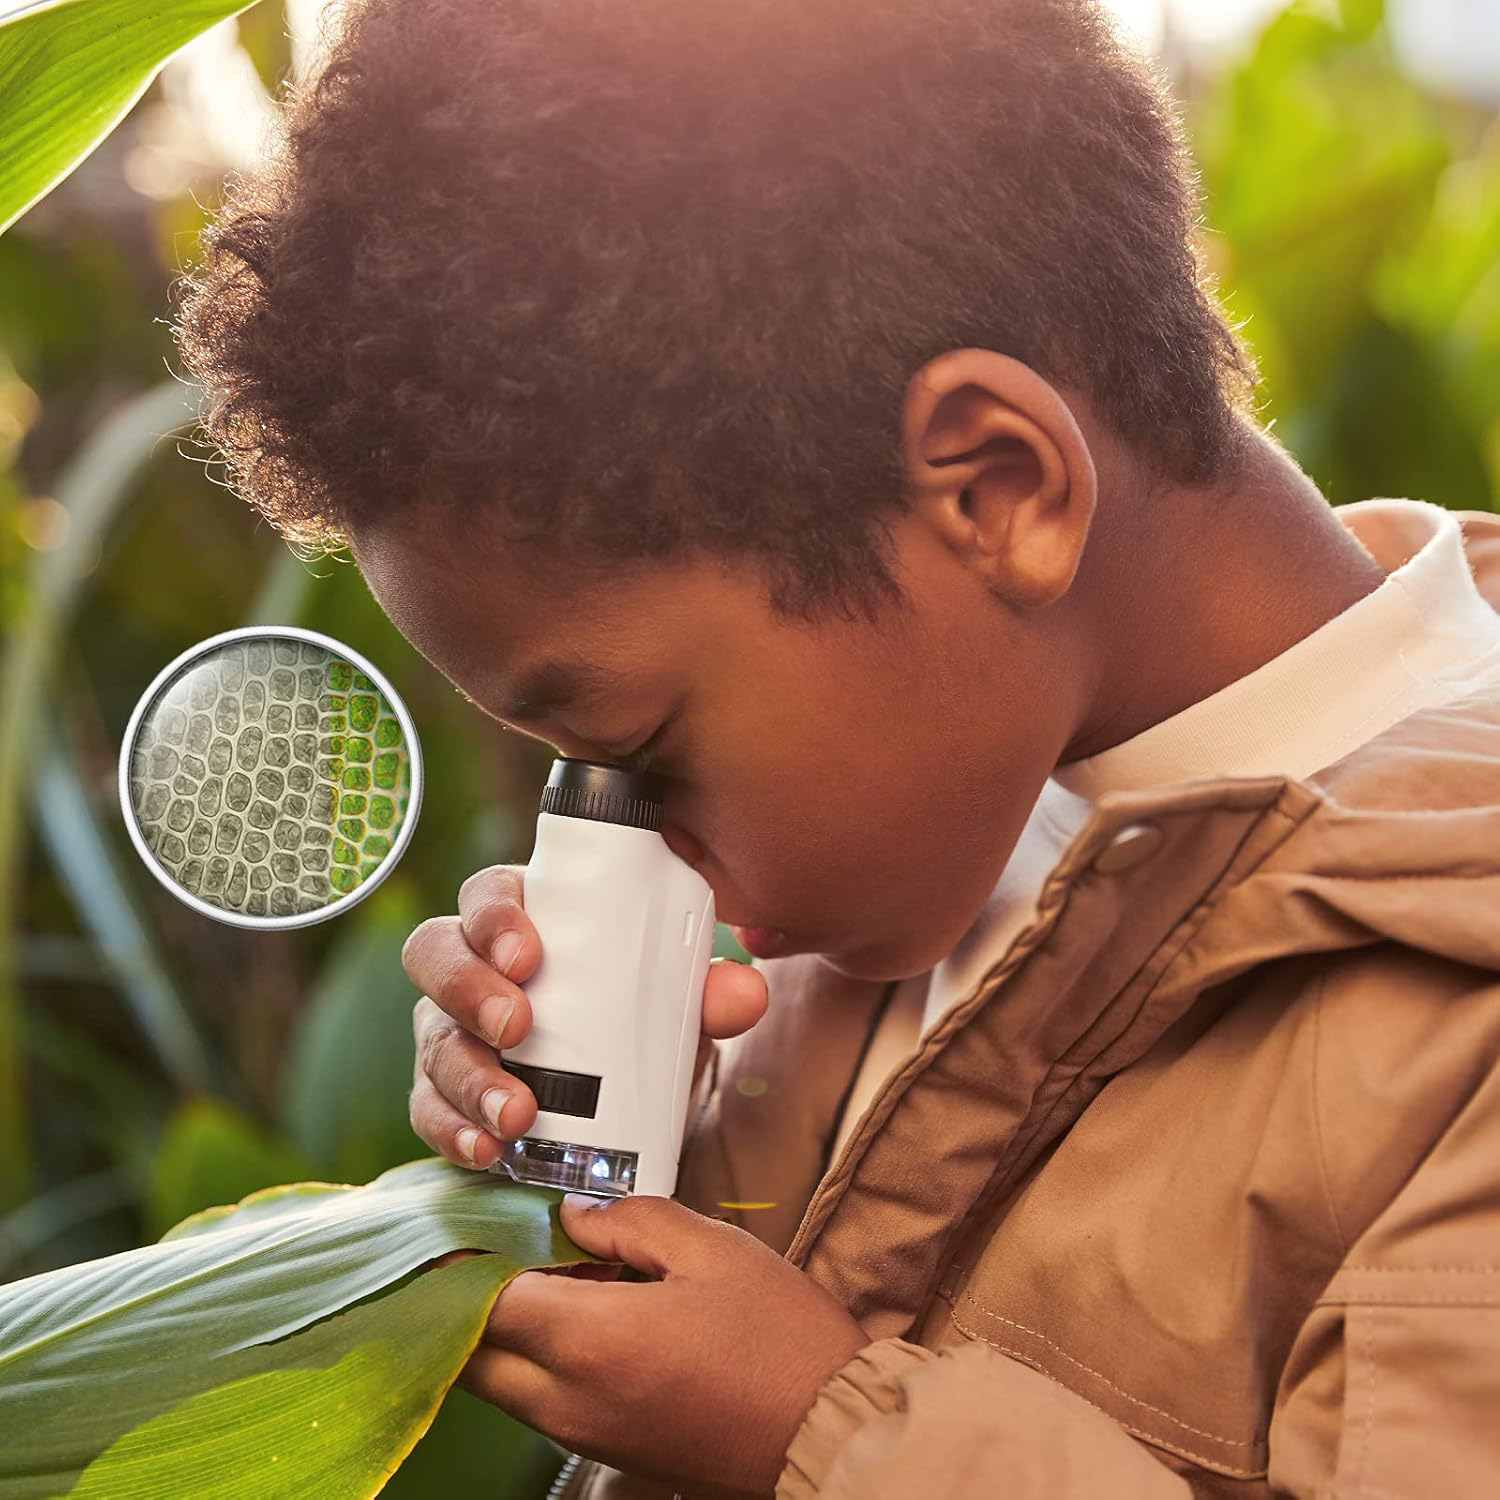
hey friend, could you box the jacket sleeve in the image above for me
[775,1337,1193,1498]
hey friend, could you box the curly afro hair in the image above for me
[173,0,1255,625]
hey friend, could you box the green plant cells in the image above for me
[126,637,413,918]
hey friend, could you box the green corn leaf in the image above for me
[0,1157,603,1498]
[70,1255,517,1498]
[0,0,265,238]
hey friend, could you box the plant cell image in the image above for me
[125,637,413,918]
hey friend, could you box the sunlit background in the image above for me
[2,1,1497,1493]
[112,0,1500,193]
[1114,0,1500,105]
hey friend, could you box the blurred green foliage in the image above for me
[1196,0,1500,507]
[0,0,1494,1492]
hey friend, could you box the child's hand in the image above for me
[460,1192,871,1496]
[402,863,769,1169]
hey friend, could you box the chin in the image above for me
[812,933,939,984]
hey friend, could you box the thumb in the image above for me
[557,1192,719,1278]
[703,955,769,1040]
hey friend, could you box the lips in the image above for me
[728,923,788,959]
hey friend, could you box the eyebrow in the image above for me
[495,657,617,723]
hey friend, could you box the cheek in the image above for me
[691,742,917,926]
[675,660,983,927]
[740,719,1024,963]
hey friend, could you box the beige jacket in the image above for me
[553,508,1500,1499]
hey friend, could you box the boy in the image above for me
[173,0,1500,1495]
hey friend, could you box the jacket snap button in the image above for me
[1091,821,1164,874]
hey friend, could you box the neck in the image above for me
[1058,423,1389,767]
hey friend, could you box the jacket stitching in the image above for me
[907,793,1309,1337]
[1290,868,1500,881]
[1337,1264,1500,1273]
[948,1311,1266,1479]
[1315,1290,1500,1307]
[953,1294,1257,1450]
[977,858,1233,1207]
[825,788,1310,1242]
[987,798,1308,1209]
[1347,1308,1380,1500]
[1309,972,1350,1257]
[789,871,1083,1263]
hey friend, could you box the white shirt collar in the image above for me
[1050,498,1500,801]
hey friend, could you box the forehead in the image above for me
[348,521,744,713]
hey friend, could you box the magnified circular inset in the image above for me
[119,626,422,930]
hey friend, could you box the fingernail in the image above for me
[492,930,524,977]
[480,1086,512,1137]
[479,994,515,1048]
[456,1126,483,1164]
[564,1191,610,1211]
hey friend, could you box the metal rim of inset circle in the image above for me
[117,624,424,932]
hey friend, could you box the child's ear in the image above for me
[899,347,1098,609]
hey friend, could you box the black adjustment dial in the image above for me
[505,1061,602,1119]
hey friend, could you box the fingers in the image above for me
[457,863,542,986]
[402,912,533,1049]
[409,1069,505,1169]
[701,956,769,1040]
[690,952,767,1093]
[484,1266,634,1354]
[455,1341,553,1428]
[404,865,543,1172]
[410,1000,540,1165]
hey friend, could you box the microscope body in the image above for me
[493,762,716,1199]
